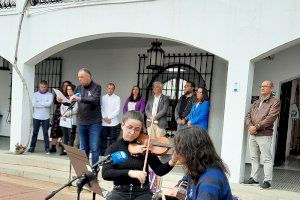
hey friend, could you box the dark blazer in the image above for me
[145,94,170,129]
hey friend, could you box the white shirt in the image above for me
[32,91,53,120]
[128,102,137,111]
[101,93,121,126]
[151,94,161,116]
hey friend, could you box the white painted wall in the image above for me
[53,45,228,153]
[0,69,11,136]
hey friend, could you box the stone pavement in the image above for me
[0,173,100,200]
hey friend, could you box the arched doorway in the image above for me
[138,53,214,131]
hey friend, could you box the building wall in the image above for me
[0,69,11,136]
[54,45,228,153]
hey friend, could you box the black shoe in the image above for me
[59,151,67,156]
[260,181,271,189]
[49,145,57,153]
[27,148,34,153]
[244,177,259,184]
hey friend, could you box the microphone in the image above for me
[93,151,128,166]
[64,93,80,109]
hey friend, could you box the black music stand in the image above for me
[45,145,103,200]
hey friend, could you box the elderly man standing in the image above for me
[245,80,281,189]
[145,81,170,138]
[70,68,102,165]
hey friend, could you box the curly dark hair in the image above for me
[174,126,229,184]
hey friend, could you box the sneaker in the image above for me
[45,151,50,155]
[244,177,259,184]
[260,181,271,189]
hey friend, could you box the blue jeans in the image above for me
[30,118,50,152]
[78,122,102,165]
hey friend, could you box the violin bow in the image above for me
[141,118,154,188]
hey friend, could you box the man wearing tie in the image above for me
[145,81,170,138]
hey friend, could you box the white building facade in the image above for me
[1,0,300,183]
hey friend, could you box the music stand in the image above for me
[45,145,103,200]
[64,145,102,194]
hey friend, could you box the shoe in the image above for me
[260,181,271,189]
[46,152,50,155]
[59,152,67,156]
[244,177,259,184]
[27,148,34,153]
[49,145,57,153]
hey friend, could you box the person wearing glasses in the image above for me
[102,110,179,200]
[244,80,280,189]
[186,87,210,131]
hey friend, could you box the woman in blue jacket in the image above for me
[186,87,210,130]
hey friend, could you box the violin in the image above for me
[128,133,173,156]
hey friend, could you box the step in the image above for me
[0,149,185,192]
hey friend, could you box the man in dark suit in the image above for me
[145,81,170,138]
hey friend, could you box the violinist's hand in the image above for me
[130,144,147,154]
[169,151,180,166]
[128,170,147,184]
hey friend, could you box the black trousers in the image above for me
[106,185,152,200]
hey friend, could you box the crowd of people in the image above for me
[28,66,281,199]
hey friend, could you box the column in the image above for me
[10,62,35,151]
[221,58,254,183]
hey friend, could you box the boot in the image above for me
[49,145,57,153]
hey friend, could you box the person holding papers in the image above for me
[59,84,78,155]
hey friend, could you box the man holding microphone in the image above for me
[70,68,102,165]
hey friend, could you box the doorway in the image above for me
[275,78,300,170]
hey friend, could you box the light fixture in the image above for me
[146,40,165,70]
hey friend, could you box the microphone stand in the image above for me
[44,157,108,200]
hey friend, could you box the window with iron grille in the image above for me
[35,58,63,115]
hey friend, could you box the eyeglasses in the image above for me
[261,85,271,88]
[125,124,142,134]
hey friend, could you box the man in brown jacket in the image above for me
[244,80,281,189]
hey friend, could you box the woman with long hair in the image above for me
[123,85,146,114]
[172,126,233,200]
[186,87,210,131]
[102,110,179,200]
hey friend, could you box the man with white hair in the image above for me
[145,81,170,138]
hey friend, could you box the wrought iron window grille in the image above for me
[0,0,16,9]
[137,52,214,132]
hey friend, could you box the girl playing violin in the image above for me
[102,110,179,200]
